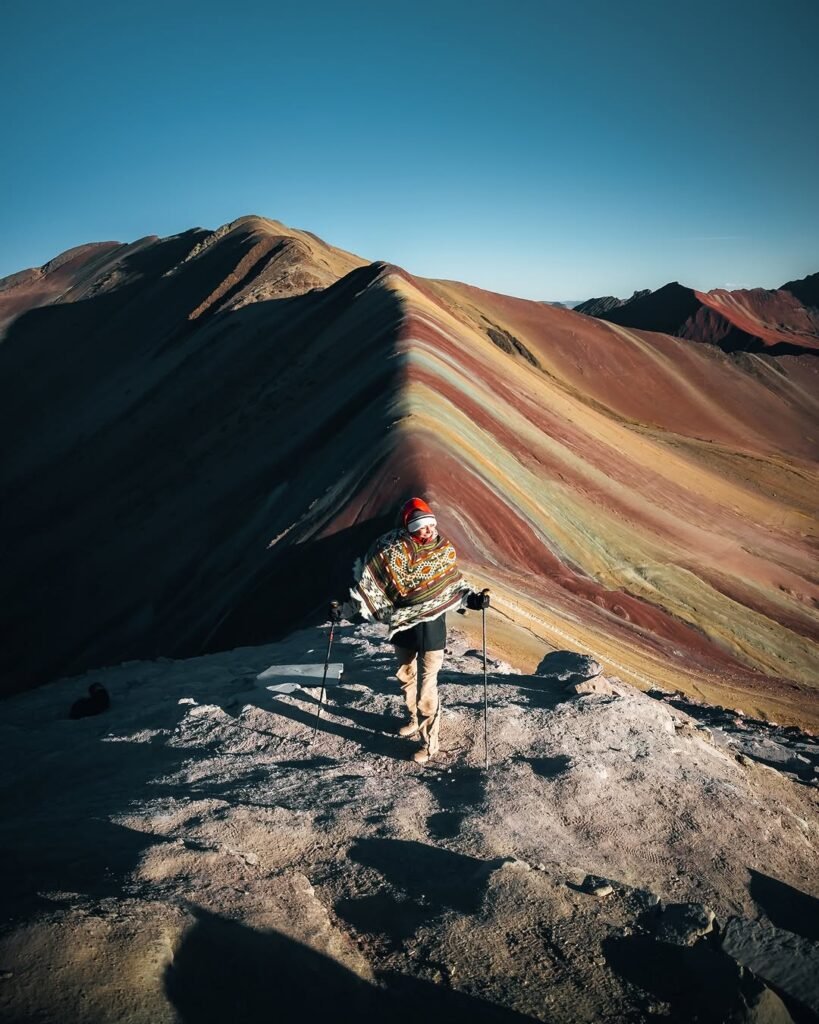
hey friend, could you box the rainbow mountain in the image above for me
[1,216,817,726]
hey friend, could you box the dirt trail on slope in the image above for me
[0,623,817,1023]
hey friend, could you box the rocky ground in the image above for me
[1,622,817,1023]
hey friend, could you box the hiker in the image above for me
[334,497,489,764]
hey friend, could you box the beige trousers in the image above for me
[394,645,444,754]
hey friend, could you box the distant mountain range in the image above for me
[1,216,817,726]
[571,276,819,355]
[571,291,650,316]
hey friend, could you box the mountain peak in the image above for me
[0,218,816,733]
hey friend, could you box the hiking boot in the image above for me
[416,707,440,759]
[398,715,420,737]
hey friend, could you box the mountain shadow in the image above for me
[0,252,409,695]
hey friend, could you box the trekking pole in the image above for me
[311,602,340,745]
[482,588,490,770]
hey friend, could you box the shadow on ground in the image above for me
[749,870,819,943]
[603,934,786,1023]
[347,837,497,915]
[421,767,487,839]
[0,723,194,927]
[0,817,170,924]
[514,754,572,779]
[256,691,406,761]
[166,907,541,1024]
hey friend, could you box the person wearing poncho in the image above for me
[348,497,489,764]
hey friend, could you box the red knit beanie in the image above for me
[400,497,437,534]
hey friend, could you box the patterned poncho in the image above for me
[350,528,469,639]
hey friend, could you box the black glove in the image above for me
[329,601,343,623]
[466,590,490,610]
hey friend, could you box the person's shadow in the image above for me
[223,680,408,761]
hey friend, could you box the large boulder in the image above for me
[722,917,819,1017]
[535,651,602,683]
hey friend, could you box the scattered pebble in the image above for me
[580,875,616,897]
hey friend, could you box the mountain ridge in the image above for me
[574,276,819,356]
[0,218,817,728]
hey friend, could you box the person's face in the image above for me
[412,524,436,543]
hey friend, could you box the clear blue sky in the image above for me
[1,0,817,299]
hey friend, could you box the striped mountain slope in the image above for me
[1,220,816,727]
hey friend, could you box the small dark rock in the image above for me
[69,683,110,720]
[581,874,617,896]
